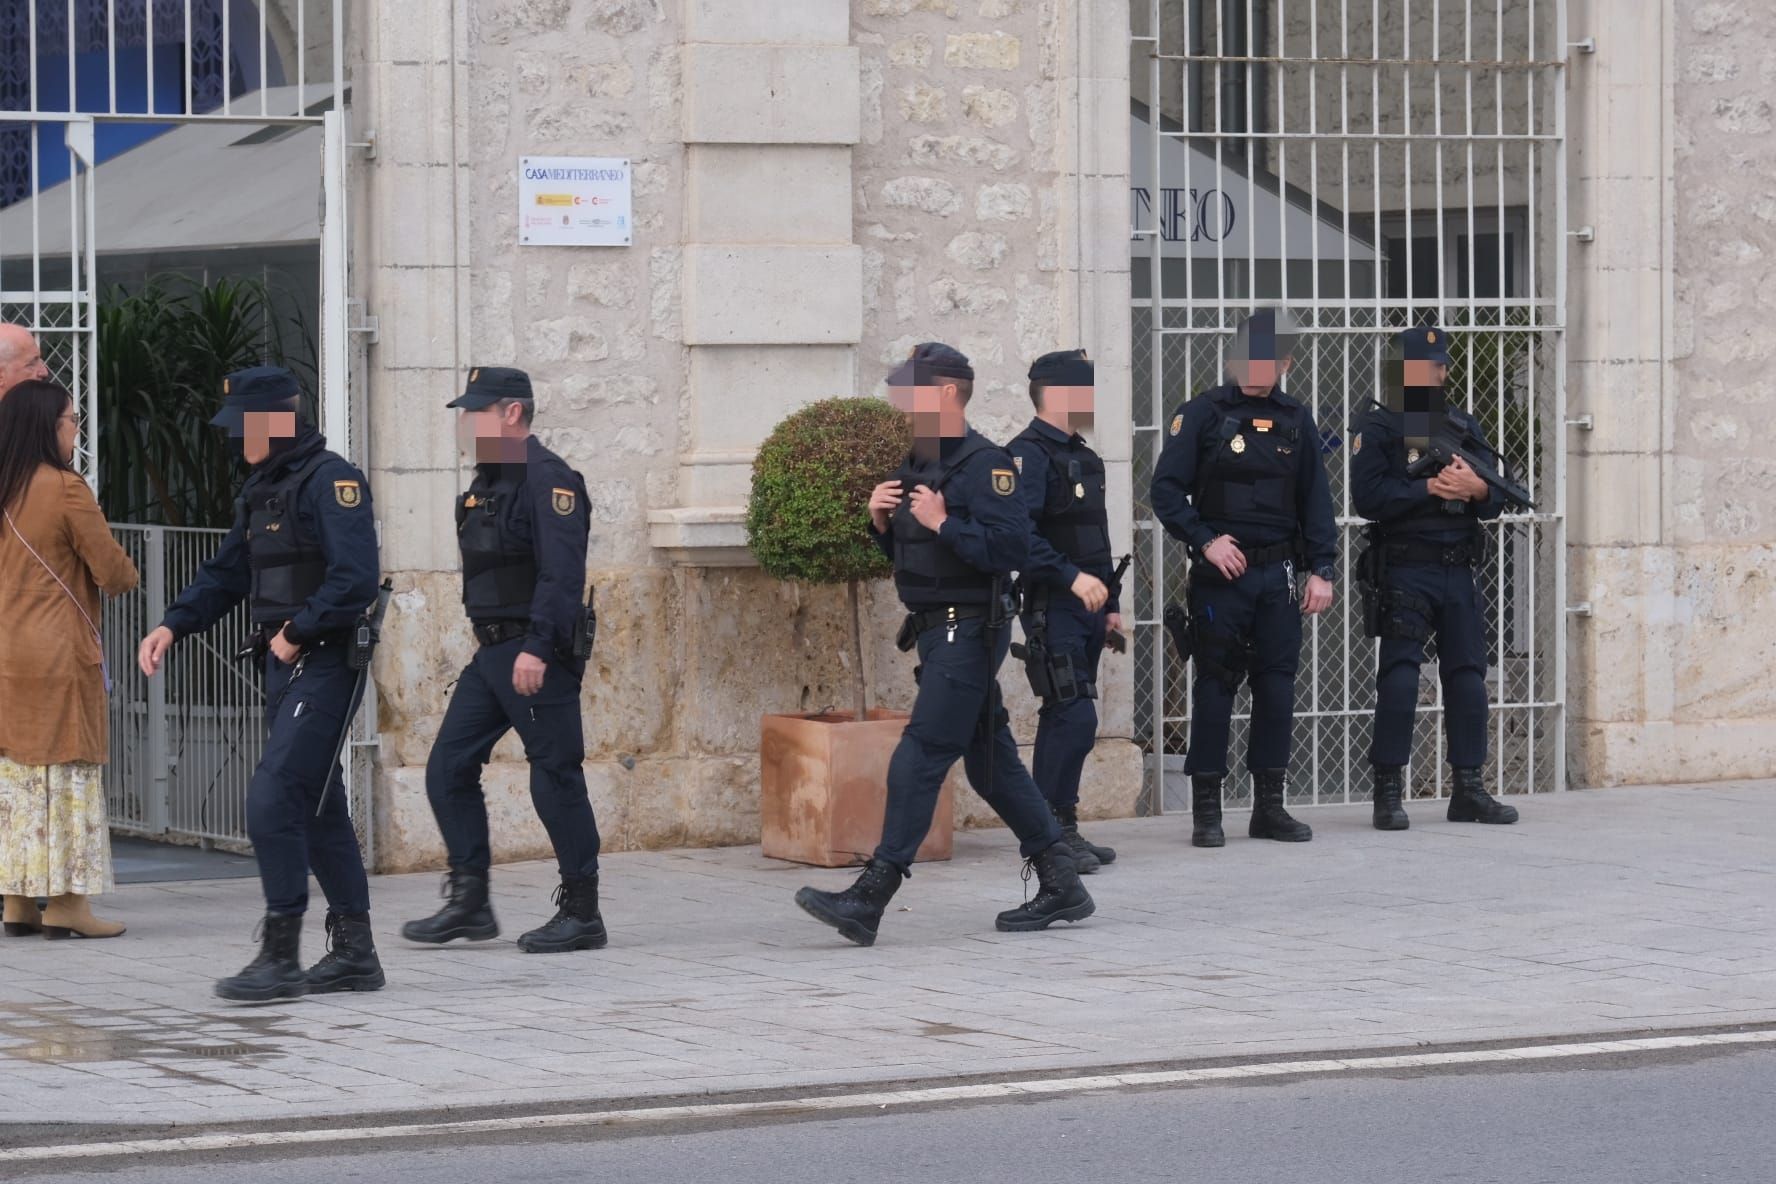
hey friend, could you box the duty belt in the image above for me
[1191,537,1301,582]
[1384,538,1479,567]
[472,620,530,647]
[905,604,990,636]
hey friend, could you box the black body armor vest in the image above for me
[244,451,332,626]
[1194,399,1305,537]
[1013,427,1111,570]
[457,468,538,622]
[889,437,996,608]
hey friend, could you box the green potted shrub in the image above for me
[746,396,954,867]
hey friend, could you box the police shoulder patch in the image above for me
[333,479,362,509]
[1169,412,1184,437]
[1352,432,1363,455]
[552,486,577,516]
[991,468,1017,496]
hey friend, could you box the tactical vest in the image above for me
[243,451,333,626]
[889,436,996,608]
[1371,407,1482,541]
[457,467,538,622]
[1193,398,1304,538]
[1013,428,1112,571]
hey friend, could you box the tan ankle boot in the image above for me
[41,894,126,940]
[3,894,43,936]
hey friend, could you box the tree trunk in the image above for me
[847,579,869,722]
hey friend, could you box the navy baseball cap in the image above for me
[448,366,535,410]
[887,342,974,387]
[209,366,301,431]
[1028,349,1094,386]
[1398,325,1452,365]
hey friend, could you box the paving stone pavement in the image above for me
[1,782,1773,1128]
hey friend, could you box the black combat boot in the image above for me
[306,912,387,994]
[401,870,499,945]
[1052,804,1107,872]
[1190,775,1225,848]
[1447,767,1519,824]
[517,874,608,953]
[1248,768,1313,842]
[995,841,1096,932]
[795,858,905,947]
[214,914,308,1002]
[1372,765,1410,831]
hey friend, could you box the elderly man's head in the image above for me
[0,324,51,397]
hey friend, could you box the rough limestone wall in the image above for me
[853,0,1142,829]
[363,1,1139,873]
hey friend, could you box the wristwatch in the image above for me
[1313,564,1337,583]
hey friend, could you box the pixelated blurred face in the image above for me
[1404,359,1448,389]
[458,402,528,463]
[241,410,298,465]
[1041,384,1096,431]
[1230,354,1293,397]
[891,382,967,441]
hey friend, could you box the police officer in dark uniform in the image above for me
[1351,327,1519,829]
[137,366,384,1002]
[1150,311,1338,847]
[794,343,1094,946]
[402,367,606,953]
[1008,349,1120,873]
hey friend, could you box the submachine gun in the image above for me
[1399,399,1536,513]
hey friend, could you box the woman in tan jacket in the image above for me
[0,380,139,938]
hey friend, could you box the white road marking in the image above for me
[6,1029,1774,1165]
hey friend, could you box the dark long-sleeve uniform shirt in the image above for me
[465,433,591,662]
[870,428,1030,586]
[161,431,379,644]
[1150,384,1338,570]
[1349,401,1505,541]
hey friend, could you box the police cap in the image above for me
[209,365,301,431]
[1028,348,1094,387]
[448,366,535,411]
[1398,325,1452,365]
[886,341,974,387]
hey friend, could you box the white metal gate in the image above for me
[2,0,361,852]
[1129,0,1569,813]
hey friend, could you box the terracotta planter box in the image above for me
[760,709,955,867]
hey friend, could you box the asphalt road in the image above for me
[6,1045,1774,1183]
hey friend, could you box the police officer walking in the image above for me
[137,367,384,1001]
[1007,349,1120,873]
[795,343,1094,946]
[1150,311,1338,847]
[402,368,606,953]
[1351,327,1520,829]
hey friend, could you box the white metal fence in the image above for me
[1130,0,1569,813]
[103,525,264,848]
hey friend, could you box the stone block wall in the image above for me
[353,0,1140,872]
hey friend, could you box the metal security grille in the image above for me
[104,526,265,848]
[1130,0,1569,813]
[3,2,364,855]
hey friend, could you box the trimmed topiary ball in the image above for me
[746,396,911,585]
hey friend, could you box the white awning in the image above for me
[0,85,326,258]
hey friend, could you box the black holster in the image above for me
[569,588,597,661]
[1356,526,1385,639]
[1163,602,1193,667]
[1011,584,1093,706]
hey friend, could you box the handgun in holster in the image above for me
[568,587,597,661]
[1355,524,1385,639]
[1162,602,1193,667]
[1009,581,1090,706]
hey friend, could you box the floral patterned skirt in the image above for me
[0,756,113,896]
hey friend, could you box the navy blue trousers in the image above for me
[251,645,372,917]
[1370,562,1489,769]
[1024,599,1107,812]
[875,616,1064,870]
[424,639,600,878]
[1184,561,1303,775]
